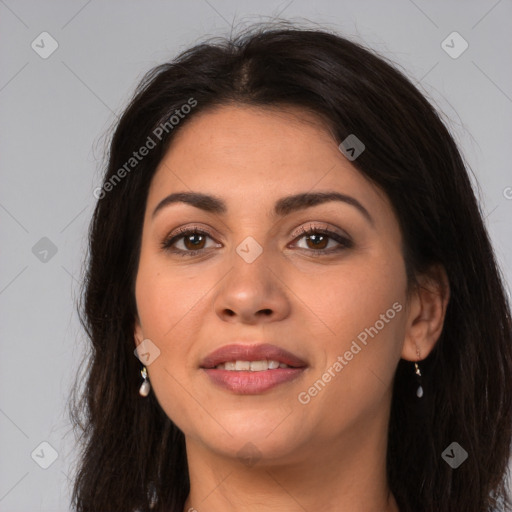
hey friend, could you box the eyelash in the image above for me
[161,224,353,258]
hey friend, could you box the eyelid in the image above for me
[160,224,219,251]
[288,224,354,254]
[165,221,349,241]
[161,221,353,255]
[163,224,221,243]
[289,221,350,240]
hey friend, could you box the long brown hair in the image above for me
[68,21,512,512]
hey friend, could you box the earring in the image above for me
[414,361,423,398]
[139,366,151,397]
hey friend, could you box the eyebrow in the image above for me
[152,191,374,226]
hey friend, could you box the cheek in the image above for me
[135,250,211,340]
[294,254,406,411]
[134,253,211,431]
[292,253,406,345]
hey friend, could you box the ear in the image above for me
[133,314,144,349]
[401,263,450,361]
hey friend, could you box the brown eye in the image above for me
[161,228,218,256]
[161,225,352,257]
[303,232,329,250]
[292,226,353,255]
[182,232,207,250]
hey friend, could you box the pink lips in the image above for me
[200,343,308,394]
[200,343,307,369]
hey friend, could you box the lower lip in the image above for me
[202,367,306,394]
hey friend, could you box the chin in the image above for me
[202,422,306,462]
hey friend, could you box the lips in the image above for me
[200,343,308,369]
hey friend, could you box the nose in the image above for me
[213,249,291,325]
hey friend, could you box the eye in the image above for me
[290,224,353,255]
[161,223,353,257]
[160,226,219,256]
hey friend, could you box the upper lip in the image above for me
[200,343,308,369]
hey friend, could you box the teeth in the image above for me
[235,360,251,371]
[250,360,267,371]
[214,360,291,371]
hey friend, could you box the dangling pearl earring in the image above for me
[414,361,423,398]
[139,366,151,397]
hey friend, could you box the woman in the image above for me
[69,21,512,512]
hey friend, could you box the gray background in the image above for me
[1,0,511,510]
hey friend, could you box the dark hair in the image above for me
[68,20,512,512]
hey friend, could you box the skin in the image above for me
[133,104,450,512]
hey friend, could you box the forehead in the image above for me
[145,104,390,222]
[168,104,334,167]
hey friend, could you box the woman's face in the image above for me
[134,104,411,464]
